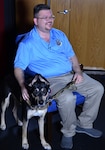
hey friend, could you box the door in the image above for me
[70,0,105,68]
[49,0,71,38]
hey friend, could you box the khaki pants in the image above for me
[47,72,104,137]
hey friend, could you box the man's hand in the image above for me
[21,87,29,101]
[73,72,83,84]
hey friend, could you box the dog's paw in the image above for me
[0,124,6,130]
[22,143,29,150]
[43,143,52,150]
[17,120,23,126]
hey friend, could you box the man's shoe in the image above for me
[76,126,102,138]
[60,135,73,149]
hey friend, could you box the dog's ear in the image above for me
[28,74,39,87]
[39,74,50,86]
[25,82,33,93]
[28,74,50,88]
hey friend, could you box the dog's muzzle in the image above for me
[29,88,51,109]
[26,74,51,110]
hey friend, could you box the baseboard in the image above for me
[83,66,105,75]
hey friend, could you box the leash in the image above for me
[49,79,77,100]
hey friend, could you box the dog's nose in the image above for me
[39,100,44,105]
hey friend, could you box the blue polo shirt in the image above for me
[14,26,75,78]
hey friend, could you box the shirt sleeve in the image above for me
[14,42,30,70]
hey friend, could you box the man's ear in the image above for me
[33,18,38,25]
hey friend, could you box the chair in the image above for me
[16,33,85,143]
[48,92,85,113]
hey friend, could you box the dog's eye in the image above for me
[34,88,40,95]
[41,88,47,96]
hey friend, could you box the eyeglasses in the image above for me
[36,15,55,21]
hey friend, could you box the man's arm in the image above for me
[14,68,29,100]
[70,55,83,84]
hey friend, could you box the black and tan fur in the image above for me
[0,74,51,150]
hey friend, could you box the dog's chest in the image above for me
[27,108,47,119]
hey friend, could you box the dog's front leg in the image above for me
[0,92,11,130]
[38,110,51,150]
[22,119,29,149]
[12,99,23,126]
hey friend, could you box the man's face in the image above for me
[34,9,55,32]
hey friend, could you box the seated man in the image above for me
[14,4,104,149]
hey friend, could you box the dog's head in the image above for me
[26,74,50,108]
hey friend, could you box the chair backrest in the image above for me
[16,33,28,45]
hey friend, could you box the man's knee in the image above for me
[95,82,104,95]
[57,90,76,106]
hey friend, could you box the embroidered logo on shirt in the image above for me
[56,39,62,46]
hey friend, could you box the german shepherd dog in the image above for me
[0,74,52,150]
